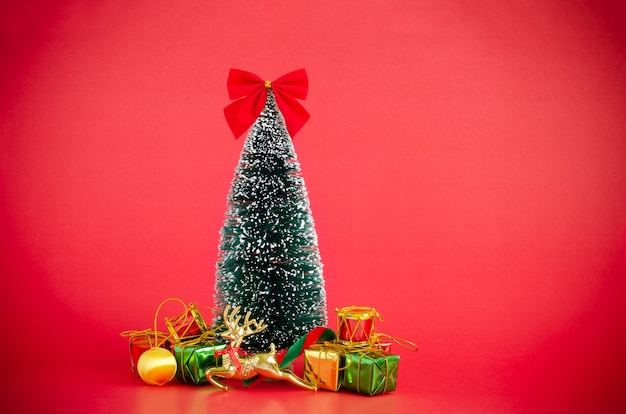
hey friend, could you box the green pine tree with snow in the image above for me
[214,89,327,353]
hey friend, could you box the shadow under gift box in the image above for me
[173,344,227,385]
[304,347,344,391]
[342,352,400,396]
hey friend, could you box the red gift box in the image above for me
[122,330,170,377]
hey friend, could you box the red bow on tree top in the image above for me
[224,69,310,139]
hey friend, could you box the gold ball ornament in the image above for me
[137,347,177,385]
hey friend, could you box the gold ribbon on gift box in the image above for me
[175,328,220,347]
[304,341,359,390]
[344,347,396,395]
[308,332,418,359]
[120,328,171,348]
[369,332,419,352]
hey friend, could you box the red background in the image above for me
[1,1,625,413]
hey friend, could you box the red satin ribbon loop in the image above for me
[224,69,310,139]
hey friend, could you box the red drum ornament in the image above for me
[335,306,382,344]
[165,302,209,342]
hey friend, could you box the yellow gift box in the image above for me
[304,345,344,391]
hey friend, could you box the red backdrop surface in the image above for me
[1,1,625,413]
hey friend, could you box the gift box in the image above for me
[122,330,170,377]
[342,351,399,396]
[303,345,344,391]
[173,343,227,385]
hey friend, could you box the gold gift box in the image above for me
[304,347,344,391]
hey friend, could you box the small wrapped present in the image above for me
[173,343,227,385]
[303,343,345,391]
[342,351,400,396]
[335,306,382,344]
[121,330,171,377]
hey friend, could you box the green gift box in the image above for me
[173,343,227,385]
[342,351,399,396]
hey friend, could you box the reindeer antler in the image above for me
[222,305,240,333]
[243,311,267,336]
[222,304,234,326]
[222,305,267,338]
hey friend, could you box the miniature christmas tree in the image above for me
[214,69,327,353]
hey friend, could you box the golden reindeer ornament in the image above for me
[205,305,317,391]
